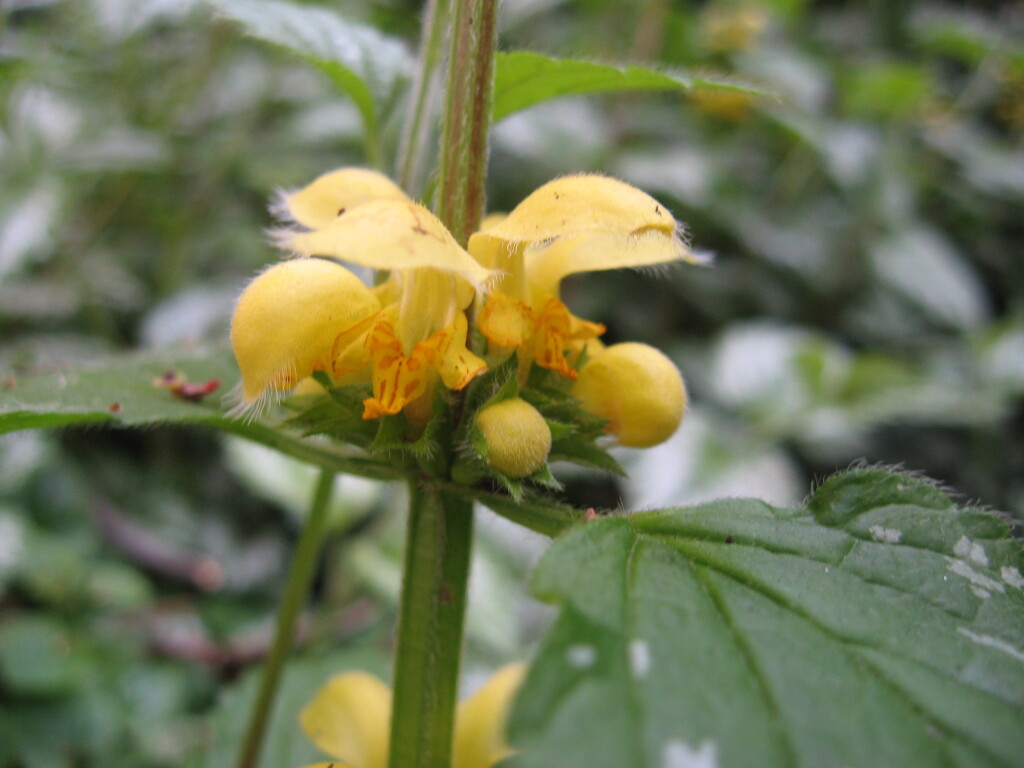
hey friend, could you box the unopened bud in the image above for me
[475,398,552,478]
[572,343,686,448]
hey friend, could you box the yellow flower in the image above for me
[231,169,696,424]
[285,198,494,420]
[229,258,382,414]
[468,174,696,380]
[231,167,498,420]
[298,665,526,768]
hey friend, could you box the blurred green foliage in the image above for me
[1,0,1022,765]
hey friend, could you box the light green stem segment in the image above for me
[388,483,474,768]
[395,0,448,195]
[236,469,335,768]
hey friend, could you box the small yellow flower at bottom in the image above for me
[572,342,687,448]
[297,665,526,768]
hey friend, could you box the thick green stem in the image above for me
[395,0,448,195]
[388,483,474,768]
[386,4,497,766]
[235,470,335,768]
[434,0,499,246]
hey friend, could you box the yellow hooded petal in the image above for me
[299,672,392,768]
[288,200,496,290]
[524,229,687,301]
[476,174,679,243]
[279,168,409,230]
[453,664,527,768]
[468,175,693,299]
[230,259,381,406]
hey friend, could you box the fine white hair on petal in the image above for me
[477,268,507,295]
[268,187,299,223]
[266,225,306,256]
[224,364,296,423]
[688,248,715,266]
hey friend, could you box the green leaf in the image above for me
[471,488,582,538]
[282,384,377,448]
[509,469,1024,768]
[209,0,412,142]
[548,435,626,476]
[0,615,79,695]
[0,346,403,480]
[493,51,766,122]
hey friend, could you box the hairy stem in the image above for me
[388,483,474,768]
[434,0,499,246]
[235,469,334,768]
[386,4,497,766]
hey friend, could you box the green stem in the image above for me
[388,483,474,768]
[386,4,497,766]
[434,0,499,246]
[235,469,335,768]
[395,0,448,195]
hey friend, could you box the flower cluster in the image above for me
[230,168,696,477]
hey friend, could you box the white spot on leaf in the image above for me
[946,558,1005,594]
[1001,566,1024,590]
[970,586,991,600]
[869,525,902,544]
[953,535,989,567]
[662,739,719,768]
[958,628,1024,664]
[566,644,597,669]
[629,639,651,679]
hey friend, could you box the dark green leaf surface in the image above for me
[0,346,402,480]
[210,0,412,135]
[493,51,766,122]
[509,470,1024,768]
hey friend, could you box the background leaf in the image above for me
[509,469,1024,768]
[492,51,765,122]
[209,0,413,144]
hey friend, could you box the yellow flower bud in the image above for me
[230,259,381,408]
[572,343,686,448]
[475,398,552,478]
